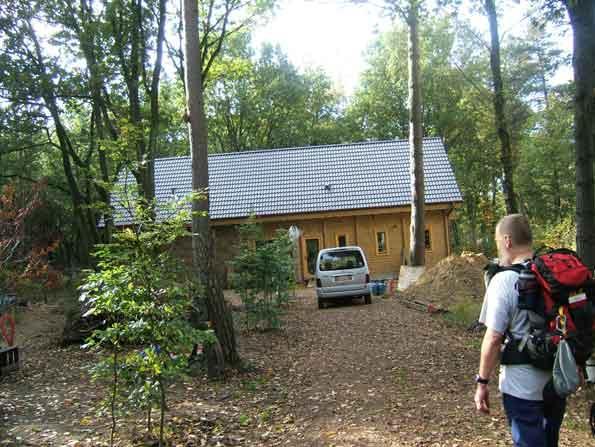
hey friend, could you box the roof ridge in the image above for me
[208,139,397,158]
[154,155,190,162]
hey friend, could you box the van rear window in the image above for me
[319,250,365,271]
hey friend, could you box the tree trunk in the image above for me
[158,379,165,447]
[552,166,561,223]
[114,0,153,204]
[182,0,240,368]
[110,348,119,447]
[407,1,425,266]
[28,19,94,265]
[565,0,595,270]
[147,0,167,178]
[484,0,517,215]
[78,0,113,242]
[536,45,550,108]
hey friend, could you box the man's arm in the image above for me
[475,328,504,414]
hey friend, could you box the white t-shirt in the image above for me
[479,270,551,401]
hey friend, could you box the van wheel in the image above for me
[364,294,371,305]
[318,298,325,309]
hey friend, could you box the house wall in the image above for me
[277,210,449,280]
[172,208,452,285]
[170,226,242,288]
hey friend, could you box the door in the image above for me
[304,238,320,276]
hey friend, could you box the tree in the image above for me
[382,0,425,266]
[405,0,425,266]
[483,0,517,214]
[563,0,595,269]
[0,1,104,265]
[231,221,294,331]
[516,92,575,226]
[0,0,276,268]
[0,0,173,264]
[205,38,346,152]
[183,0,240,370]
[81,206,211,446]
[170,0,276,92]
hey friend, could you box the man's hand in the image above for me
[475,328,502,415]
[474,384,490,414]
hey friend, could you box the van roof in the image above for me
[319,246,364,253]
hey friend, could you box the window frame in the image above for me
[336,234,347,247]
[375,229,389,256]
[425,228,432,251]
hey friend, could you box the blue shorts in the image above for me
[502,390,566,447]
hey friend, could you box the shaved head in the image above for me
[496,214,532,247]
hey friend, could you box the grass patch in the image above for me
[258,408,271,423]
[238,414,251,427]
[392,367,408,386]
[442,298,482,329]
[242,378,266,392]
[466,336,483,351]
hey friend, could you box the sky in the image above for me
[253,1,392,96]
[252,0,573,97]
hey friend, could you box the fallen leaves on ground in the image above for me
[1,292,593,446]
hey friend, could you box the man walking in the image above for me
[474,214,566,446]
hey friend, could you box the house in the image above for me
[113,137,463,283]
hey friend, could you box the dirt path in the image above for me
[1,290,593,446]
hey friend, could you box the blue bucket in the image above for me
[370,281,386,296]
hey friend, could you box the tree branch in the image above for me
[0,174,70,195]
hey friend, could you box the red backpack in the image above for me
[500,249,595,370]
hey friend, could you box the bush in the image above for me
[231,220,295,331]
[80,204,214,446]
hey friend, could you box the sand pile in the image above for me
[400,252,489,308]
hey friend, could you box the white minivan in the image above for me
[315,246,371,309]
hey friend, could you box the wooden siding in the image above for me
[171,207,453,284]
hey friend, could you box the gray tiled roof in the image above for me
[112,137,462,224]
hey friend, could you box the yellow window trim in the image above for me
[336,234,348,247]
[375,228,389,256]
[425,227,433,252]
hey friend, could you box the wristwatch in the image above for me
[475,374,489,385]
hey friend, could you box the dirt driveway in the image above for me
[1,289,593,446]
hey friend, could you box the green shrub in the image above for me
[80,204,214,446]
[231,219,295,331]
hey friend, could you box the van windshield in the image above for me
[319,250,365,271]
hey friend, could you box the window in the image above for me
[305,238,320,275]
[319,250,365,271]
[425,229,432,251]
[376,231,388,254]
[337,234,347,247]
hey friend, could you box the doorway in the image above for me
[304,238,321,276]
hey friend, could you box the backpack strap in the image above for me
[504,263,525,274]
[501,337,534,365]
[492,262,535,367]
[483,262,524,285]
